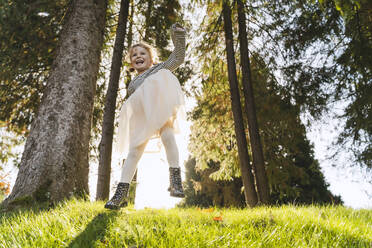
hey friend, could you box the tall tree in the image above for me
[2,0,107,208]
[96,0,130,201]
[236,0,270,204]
[223,1,258,207]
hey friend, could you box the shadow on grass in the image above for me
[67,210,120,248]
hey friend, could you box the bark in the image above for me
[124,0,134,89]
[237,0,270,204]
[143,0,153,42]
[222,1,258,207]
[96,0,130,201]
[2,0,107,208]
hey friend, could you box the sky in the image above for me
[306,112,372,209]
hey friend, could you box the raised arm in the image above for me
[162,23,186,71]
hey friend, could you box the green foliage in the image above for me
[0,198,371,247]
[187,1,342,204]
[270,0,372,167]
[0,0,68,135]
[330,0,372,167]
[187,42,340,204]
[195,0,372,168]
[187,1,371,209]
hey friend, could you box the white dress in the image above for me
[115,69,186,157]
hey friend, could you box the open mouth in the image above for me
[136,59,144,65]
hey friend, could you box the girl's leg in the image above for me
[105,140,148,210]
[160,124,184,197]
[160,125,179,168]
[119,140,149,183]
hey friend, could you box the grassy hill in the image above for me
[0,198,371,247]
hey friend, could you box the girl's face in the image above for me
[130,46,153,74]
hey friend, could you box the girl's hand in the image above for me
[172,23,185,32]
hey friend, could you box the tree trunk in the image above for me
[124,0,134,89]
[126,0,137,203]
[222,1,258,207]
[96,0,130,201]
[143,0,153,42]
[2,0,107,208]
[127,0,134,56]
[237,0,270,204]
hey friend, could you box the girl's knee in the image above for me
[161,126,174,139]
[161,129,177,150]
[128,142,147,158]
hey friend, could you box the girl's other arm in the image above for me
[162,23,186,71]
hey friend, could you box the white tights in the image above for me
[119,125,179,183]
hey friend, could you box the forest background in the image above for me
[0,0,371,209]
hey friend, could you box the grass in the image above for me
[0,198,371,247]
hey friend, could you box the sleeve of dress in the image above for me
[161,24,186,72]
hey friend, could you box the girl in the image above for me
[105,23,186,210]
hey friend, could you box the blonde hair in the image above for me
[126,42,159,72]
